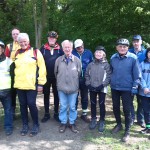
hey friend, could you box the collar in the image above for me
[44,43,60,50]
[62,54,74,62]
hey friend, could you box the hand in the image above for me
[96,84,104,92]
[144,88,149,94]
[37,86,43,94]
[131,87,138,95]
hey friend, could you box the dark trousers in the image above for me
[140,96,150,126]
[17,89,38,125]
[11,87,17,112]
[131,94,144,123]
[111,89,132,131]
[43,78,59,114]
[0,91,13,130]
[76,78,88,111]
[90,91,106,121]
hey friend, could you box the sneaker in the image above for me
[5,129,13,136]
[89,119,97,130]
[69,124,79,133]
[80,115,90,123]
[140,128,150,134]
[29,124,40,137]
[98,120,105,133]
[59,124,67,133]
[122,131,130,142]
[112,124,123,134]
[54,113,60,122]
[20,124,29,136]
[135,121,145,128]
[41,114,50,123]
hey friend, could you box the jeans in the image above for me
[90,91,106,120]
[43,77,59,114]
[140,96,150,126]
[76,78,88,111]
[111,89,132,131]
[0,90,13,130]
[11,87,17,113]
[17,89,39,126]
[58,91,78,124]
[131,94,144,123]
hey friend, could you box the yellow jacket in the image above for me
[14,47,47,90]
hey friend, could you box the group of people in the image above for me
[0,28,149,143]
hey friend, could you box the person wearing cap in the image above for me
[40,31,63,123]
[72,39,93,123]
[55,40,81,133]
[0,40,13,136]
[14,33,46,136]
[5,27,21,120]
[110,38,141,142]
[138,47,150,135]
[85,46,111,132]
[129,35,147,128]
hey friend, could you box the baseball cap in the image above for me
[74,39,83,48]
[132,35,142,41]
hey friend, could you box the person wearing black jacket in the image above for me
[40,31,63,122]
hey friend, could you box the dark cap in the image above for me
[95,46,106,52]
[47,31,58,38]
[0,40,5,48]
[132,35,142,41]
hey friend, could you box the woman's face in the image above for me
[0,46,4,55]
[95,50,105,60]
[18,38,29,49]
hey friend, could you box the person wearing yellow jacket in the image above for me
[0,40,13,136]
[14,33,47,137]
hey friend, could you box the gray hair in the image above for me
[61,40,73,49]
[17,33,30,42]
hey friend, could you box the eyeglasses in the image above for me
[76,46,83,49]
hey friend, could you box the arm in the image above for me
[85,64,91,86]
[102,63,111,86]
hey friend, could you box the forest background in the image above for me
[0,0,150,59]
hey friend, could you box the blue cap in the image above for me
[132,35,142,40]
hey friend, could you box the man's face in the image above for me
[147,51,150,59]
[132,39,142,50]
[48,37,57,46]
[12,29,20,42]
[63,42,72,56]
[76,45,84,54]
[18,38,29,50]
[116,45,128,56]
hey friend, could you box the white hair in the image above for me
[17,33,30,42]
[61,40,73,49]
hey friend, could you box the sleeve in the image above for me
[89,50,93,63]
[36,49,47,85]
[133,58,141,87]
[85,64,91,86]
[102,62,111,86]
[77,59,82,78]
[5,44,10,57]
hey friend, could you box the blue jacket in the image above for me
[110,51,141,91]
[72,49,93,77]
[129,46,146,63]
[139,60,150,97]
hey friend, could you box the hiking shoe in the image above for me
[112,124,123,134]
[98,120,105,133]
[130,119,134,126]
[5,129,13,136]
[20,124,29,136]
[54,113,60,122]
[122,131,130,142]
[89,119,97,130]
[80,115,90,123]
[135,121,145,128]
[59,124,67,133]
[29,124,40,137]
[41,114,50,123]
[140,128,150,134]
[69,124,79,133]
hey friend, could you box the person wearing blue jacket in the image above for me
[129,35,147,127]
[139,47,150,135]
[72,39,93,123]
[110,38,141,142]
